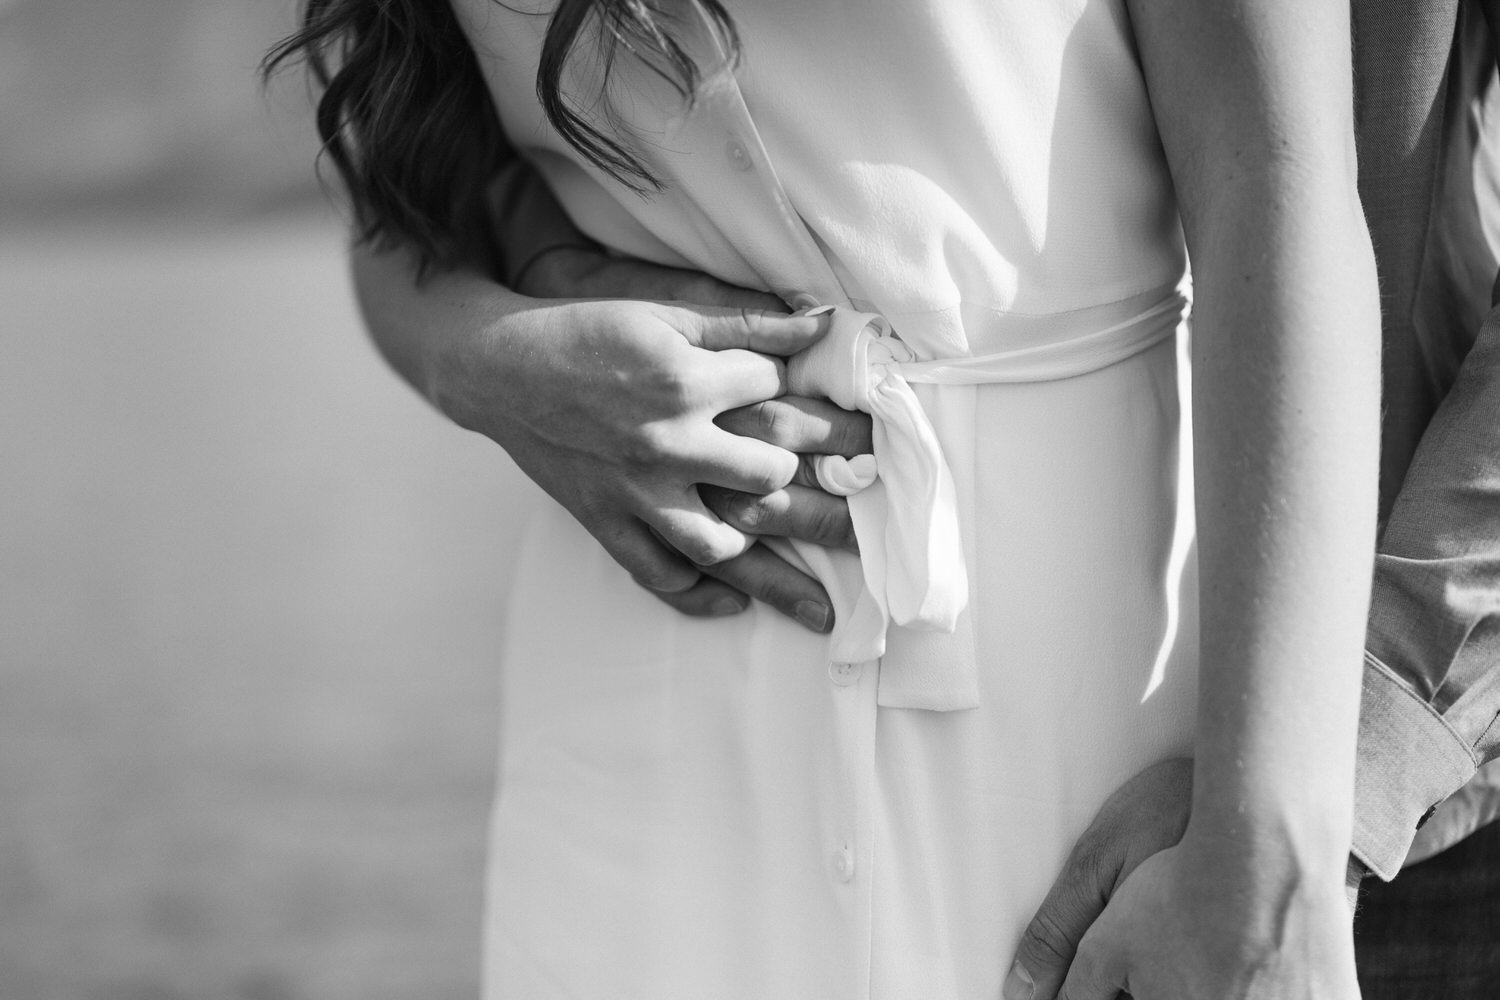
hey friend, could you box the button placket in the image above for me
[725,137,754,172]
[696,69,846,306]
[829,660,863,686]
[829,843,856,883]
[827,657,868,897]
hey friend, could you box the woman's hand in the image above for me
[1052,834,1359,1000]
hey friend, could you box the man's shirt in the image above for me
[1352,0,1500,880]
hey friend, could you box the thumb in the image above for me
[1005,849,1115,999]
[676,303,831,355]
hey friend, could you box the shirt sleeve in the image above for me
[1353,302,1500,880]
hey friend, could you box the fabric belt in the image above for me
[782,291,1188,711]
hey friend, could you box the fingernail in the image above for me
[710,597,747,616]
[794,600,831,632]
[1003,961,1034,1000]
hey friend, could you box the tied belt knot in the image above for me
[780,292,1188,713]
[787,306,965,643]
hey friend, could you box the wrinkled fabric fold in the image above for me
[788,310,968,657]
[784,293,1187,712]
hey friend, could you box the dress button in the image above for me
[725,138,754,172]
[829,661,862,687]
[830,845,856,883]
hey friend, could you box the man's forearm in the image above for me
[1353,301,1500,879]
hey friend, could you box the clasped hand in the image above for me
[477,247,870,628]
[479,247,1364,999]
[1004,759,1364,1000]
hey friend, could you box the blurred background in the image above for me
[4,5,1498,1000]
[0,2,534,997]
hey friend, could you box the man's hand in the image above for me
[517,245,871,631]
[1049,834,1359,1000]
[1005,759,1193,1000]
[1005,758,1367,1000]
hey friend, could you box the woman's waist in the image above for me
[873,284,1189,374]
[789,284,1187,410]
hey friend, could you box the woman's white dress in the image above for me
[454,1,1200,996]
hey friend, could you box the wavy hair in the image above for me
[264,0,738,271]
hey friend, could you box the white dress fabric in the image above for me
[454,1,1201,996]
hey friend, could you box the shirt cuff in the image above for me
[1352,651,1479,880]
[1405,758,1500,865]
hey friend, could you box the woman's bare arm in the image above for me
[1037,2,1381,997]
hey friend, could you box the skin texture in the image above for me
[1007,760,1366,1000]
[998,1,1382,998]
[352,0,1380,992]
[518,246,868,623]
[350,241,869,631]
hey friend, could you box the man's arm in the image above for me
[1354,299,1500,878]
[1005,301,1500,998]
[356,161,872,630]
[1349,3,1500,881]
[1005,26,1500,997]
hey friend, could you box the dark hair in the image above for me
[264,0,739,272]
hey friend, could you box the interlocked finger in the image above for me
[593,515,702,594]
[688,428,800,494]
[695,347,791,411]
[642,490,754,567]
[646,574,750,617]
[702,484,858,552]
[677,304,829,355]
[716,395,874,457]
[700,543,835,633]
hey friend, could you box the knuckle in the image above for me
[758,470,794,496]
[622,422,680,468]
[724,492,768,531]
[758,451,798,493]
[753,400,788,443]
[1066,834,1101,881]
[752,399,812,450]
[673,535,715,567]
[636,355,698,411]
[1065,835,1115,903]
[658,366,698,409]
[721,401,789,447]
[1023,909,1079,970]
[677,529,742,568]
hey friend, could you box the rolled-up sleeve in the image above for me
[1354,303,1500,880]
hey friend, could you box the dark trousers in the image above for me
[1355,821,1500,998]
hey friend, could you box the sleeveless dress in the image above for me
[453,1,1200,996]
